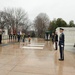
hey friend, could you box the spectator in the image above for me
[0,29,2,44]
[17,31,20,42]
[54,31,58,50]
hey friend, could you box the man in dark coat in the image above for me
[55,31,58,50]
[0,29,2,44]
[17,31,20,42]
[59,28,65,61]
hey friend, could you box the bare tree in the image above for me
[34,13,50,38]
[0,11,12,30]
[4,8,31,32]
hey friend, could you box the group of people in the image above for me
[0,28,31,44]
[9,31,31,43]
[52,28,65,61]
[0,27,65,61]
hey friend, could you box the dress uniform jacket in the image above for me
[59,33,65,60]
[59,33,65,46]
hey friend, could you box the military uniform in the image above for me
[59,28,65,60]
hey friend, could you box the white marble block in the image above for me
[56,27,75,51]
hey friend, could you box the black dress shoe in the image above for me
[59,59,63,61]
[59,59,62,60]
[62,59,64,61]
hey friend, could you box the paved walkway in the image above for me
[0,38,75,75]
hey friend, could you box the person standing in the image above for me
[59,28,65,61]
[28,34,31,44]
[8,28,13,41]
[10,28,13,41]
[17,31,20,42]
[0,29,2,44]
[22,32,25,42]
[55,31,58,50]
[13,28,17,41]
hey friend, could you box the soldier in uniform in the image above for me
[59,28,65,61]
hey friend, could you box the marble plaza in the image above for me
[0,38,75,75]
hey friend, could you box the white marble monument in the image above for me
[56,27,75,52]
[2,29,9,40]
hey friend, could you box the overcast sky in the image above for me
[0,0,75,23]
